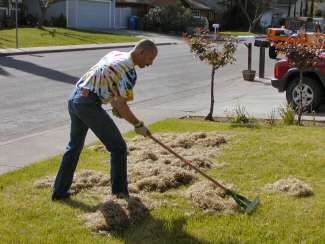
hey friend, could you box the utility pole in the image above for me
[15,0,18,48]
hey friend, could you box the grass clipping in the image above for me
[35,132,230,232]
[264,177,313,197]
[185,180,239,213]
[126,132,227,193]
[82,195,153,232]
[34,169,110,193]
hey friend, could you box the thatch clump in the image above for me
[34,169,109,193]
[82,195,152,232]
[185,180,239,213]
[264,177,313,197]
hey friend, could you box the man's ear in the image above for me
[139,48,145,56]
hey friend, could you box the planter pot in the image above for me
[242,70,256,81]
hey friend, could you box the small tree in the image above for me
[185,34,237,120]
[236,0,271,32]
[276,34,324,125]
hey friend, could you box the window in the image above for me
[192,9,200,17]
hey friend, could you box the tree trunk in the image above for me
[39,8,47,28]
[248,24,252,33]
[297,70,304,125]
[205,66,216,121]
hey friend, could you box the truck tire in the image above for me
[269,45,277,59]
[286,77,324,111]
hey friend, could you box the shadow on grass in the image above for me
[63,197,211,244]
[0,56,78,84]
[39,28,125,44]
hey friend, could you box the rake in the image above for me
[148,134,260,214]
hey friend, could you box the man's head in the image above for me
[131,39,158,68]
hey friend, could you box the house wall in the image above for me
[67,0,117,30]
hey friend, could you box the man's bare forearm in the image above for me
[111,97,140,126]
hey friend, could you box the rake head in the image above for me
[226,190,260,214]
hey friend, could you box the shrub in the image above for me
[51,13,66,28]
[145,1,193,33]
[278,103,296,125]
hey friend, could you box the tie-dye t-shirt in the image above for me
[76,51,137,103]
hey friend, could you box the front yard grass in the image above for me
[0,118,325,243]
[0,27,140,48]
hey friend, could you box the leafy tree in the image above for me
[236,0,271,32]
[185,34,237,120]
[276,33,324,124]
[145,1,192,33]
[38,0,64,27]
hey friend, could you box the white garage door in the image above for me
[68,0,113,30]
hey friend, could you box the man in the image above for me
[52,39,158,201]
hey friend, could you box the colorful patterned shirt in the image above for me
[76,51,137,103]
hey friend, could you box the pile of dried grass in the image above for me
[34,169,109,193]
[82,195,152,232]
[128,163,196,193]
[264,177,313,197]
[185,180,239,213]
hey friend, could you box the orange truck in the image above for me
[266,18,325,59]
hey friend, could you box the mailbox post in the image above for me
[238,36,256,81]
[254,39,270,79]
[212,23,219,41]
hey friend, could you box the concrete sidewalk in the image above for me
[0,30,181,56]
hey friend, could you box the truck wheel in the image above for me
[286,77,323,111]
[269,45,277,59]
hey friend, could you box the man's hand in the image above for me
[134,121,151,137]
[112,107,122,118]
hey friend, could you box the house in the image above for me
[260,0,325,28]
[116,0,151,17]
[23,0,133,30]
[0,0,22,21]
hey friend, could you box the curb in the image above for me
[0,42,178,57]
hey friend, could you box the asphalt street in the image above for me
[2,42,321,174]
[1,43,277,142]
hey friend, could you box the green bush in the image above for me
[51,13,66,28]
[144,1,193,33]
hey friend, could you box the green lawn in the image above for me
[219,31,255,36]
[0,27,140,48]
[1,118,325,243]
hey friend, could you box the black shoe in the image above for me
[51,191,73,201]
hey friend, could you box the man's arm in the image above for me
[110,96,140,126]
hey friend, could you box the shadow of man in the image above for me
[63,196,211,244]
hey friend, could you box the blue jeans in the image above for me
[52,87,128,197]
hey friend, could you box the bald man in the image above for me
[52,39,158,201]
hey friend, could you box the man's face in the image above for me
[138,49,158,68]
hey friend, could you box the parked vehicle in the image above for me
[271,53,325,111]
[266,17,325,59]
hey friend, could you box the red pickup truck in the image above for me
[271,53,325,110]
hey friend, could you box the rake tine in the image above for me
[226,190,260,214]
[148,134,260,214]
